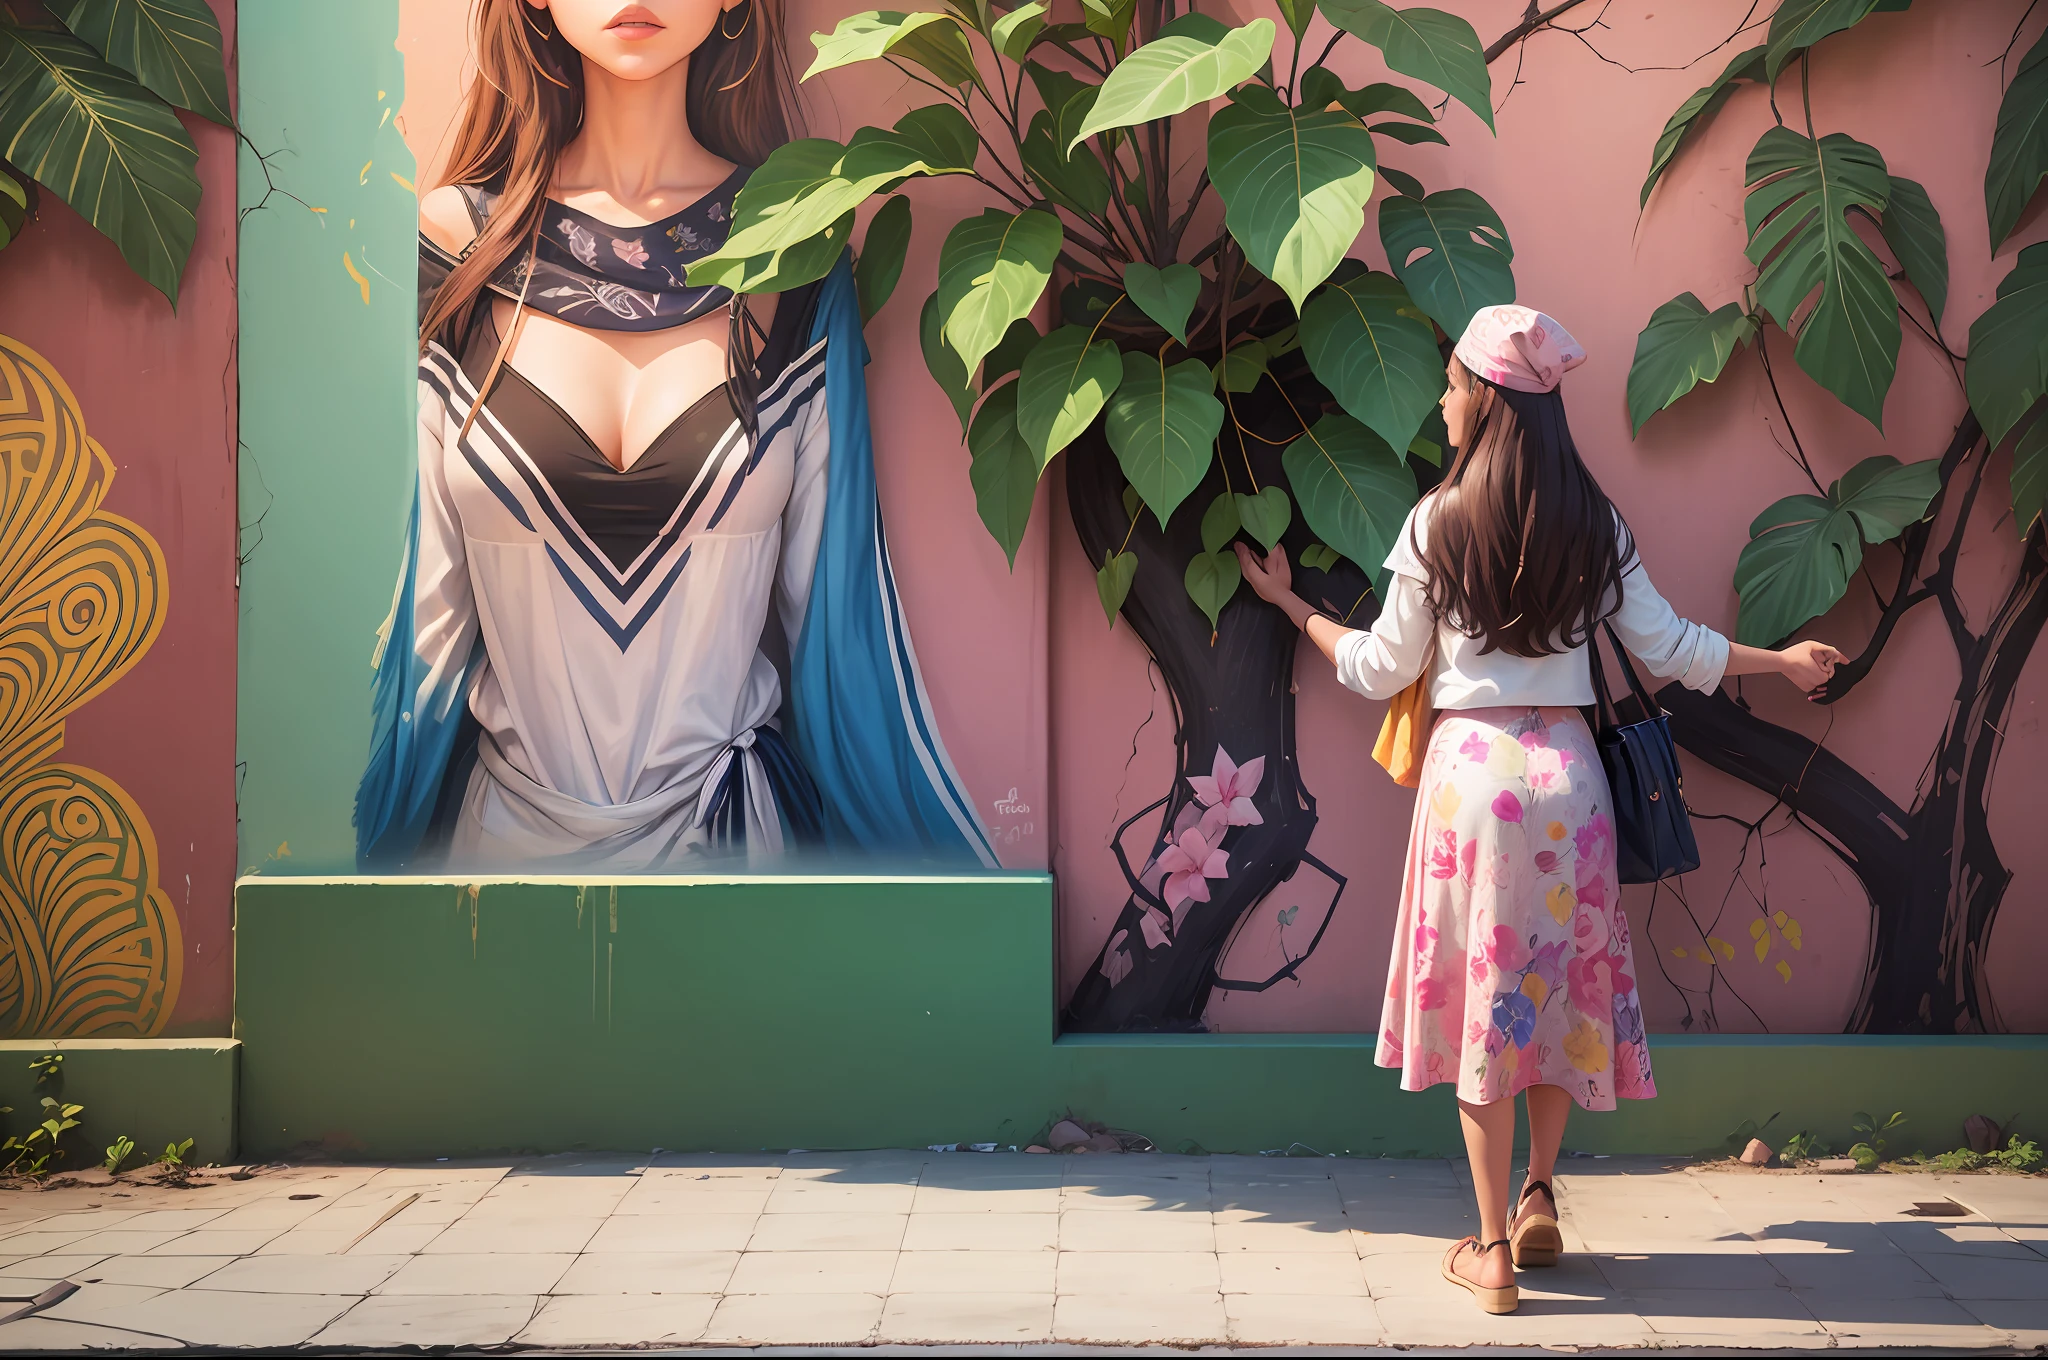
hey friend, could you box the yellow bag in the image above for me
[1372,673,1434,788]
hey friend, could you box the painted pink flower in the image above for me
[1491,790,1524,824]
[612,236,651,268]
[1574,855,1609,913]
[1137,905,1173,950]
[1380,1028,1404,1064]
[1533,849,1562,875]
[1571,903,1610,956]
[1188,747,1265,826]
[1574,813,1615,871]
[1460,732,1491,762]
[1414,921,1438,958]
[1101,930,1133,986]
[1467,1018,1488,1047]
[1566,951,1616,1015]
[1610,950,1637,998]
[1156,805,1230,925]
[1424,1050,1450,1083]
[1530,938,1569,989]
[1525,745,1574,791]
[1485,924,1530,974]
[1459,837,1478,885]
[1470,950,1490,985]
[1416,976,1447,1011]
[1427,829,1462,880]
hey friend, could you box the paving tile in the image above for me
[1911,1248,2048,1298]
[1373,1292,1651,1347]
[1628,1285,1823,1336]
[1211,1181,1344,1215]
[376,1252,574,1295]
[916,1166,1060,1191]
[1594,1247,1789,1290]
[200,1198,338,1232]
[890,1248,1056,1293]
[746,1211,906,1251]
[612,1184,773,1216]
[1054,1291,1227,1344]
[1885,1220,2042,1259]
[0,1316,174,1349]
[879,1291,1053,1343]
[119,1208,232,1231]
[550,1250,738,1294]
[191,1252,408,1295]
[1960,1297,2048,1347]
[1225,1291,1384,1345]
[726,1249,897,1294]
[0,1231,95,1255]
[349,1222,443,1254]
[424,1215,603,1254]
[1056,1249,1219,1295]
[516,1293,716,1345]
[41,1281,166,1322]
[1062,1181,1212,1212]
[584,1213,756,1252]
[911,1183,1063,1214]
[1059,1208,1214,1251]
[143,1229,282,1256]
[903,1212,1058,1251]
[60,1230,188,1256]
[0,1254,111,1282]
[100,1287,355,1346]
[253,1229,359,1255]
[313,1293,540,1346]
[79,1255,235,1288]
[1218,1250,1370,1295]
[763,1181,917,1214]
[1801,1291,2010,1348]
[19,1212,141,1232]
[1763,1246,1946,1294]
[1214,1212,1358,1254]
[701,1290,882,1344]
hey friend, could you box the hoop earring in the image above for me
[523,5,556,41]
[717,41,761,91]
[720,2,751,41]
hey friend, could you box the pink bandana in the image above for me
[1452,305,1586,394]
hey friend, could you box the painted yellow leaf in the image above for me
[1431,783,1462,822]
[1749,918,1768,939]
[1707,935,1734,961]
[1693,947,1712,964]
[1671,947,1688,958]
[1521,973,1549,1008]
[1754,934,1770,962]
[1772,909,1787,926]
[1776,959,1792,982]
[1486,735,1526,778]
[1546,883,1576,925]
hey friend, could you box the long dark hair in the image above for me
[1415,363,1637,658]
[418,0,796,351]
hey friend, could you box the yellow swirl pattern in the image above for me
[0,336,176,1037]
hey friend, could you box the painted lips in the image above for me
[605,5,665,37]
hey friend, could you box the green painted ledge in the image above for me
[0,1039,239,1167]
[233,876,2048,1161]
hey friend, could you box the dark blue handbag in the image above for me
[1589,622,1700,883]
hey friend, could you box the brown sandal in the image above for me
[1441,1236,1518,1314]
[1510,1179,1563,1268]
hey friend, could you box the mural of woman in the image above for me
[355,0,996,872]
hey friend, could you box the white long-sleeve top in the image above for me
[1332,495,1730,708]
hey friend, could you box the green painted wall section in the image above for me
[0,1040,240,1169]
[235,877,2048,1161]
[236,2,413,874]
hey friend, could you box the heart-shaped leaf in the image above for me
[1184,549,1242,632]
[1097,549,1139,624]
[1209,86,1378,314]
[921,291,976,434]
[1378,188,1514,339]
[968,380,1042,567]
[54,0,232,124]
[1080,0,1137,44]
[1626,292,1757,435]
[1317,0,1494,131]
[1107,353,1224,528]
[1370,121,1447,146]
[855,195,914,322]
[1300,267,1443,456]
[1214,337,1269,393]
[1641,46,1764,209]
[1832,453,1941,543]
[1744,127,1898,428]
[1880,176,1945,327]
[1281,412,1418,599]
[1967,242,2048,445]
[892,103,980,171]
[1122,261,1201,343]
[991,0,1048,59]
[1300,68,1436,123]
[1017,323,1123,461]
[806,10,981,88]
[984,317,1043,382]
[1021,110,1112,215]
[1069,14,1275,151]
[936,207,1063,374]
[1236,485,1292,550]
[1764,0,1889,82]
[0,27,200,304]
[1200,492,1241,553]
[1987,25,2048,252]
[1027,62,1101,152]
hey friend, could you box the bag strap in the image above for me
[1590,621,1659,721]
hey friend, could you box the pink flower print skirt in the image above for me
[1375,706,1655,1111]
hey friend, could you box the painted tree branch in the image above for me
[1483,0,1601,62]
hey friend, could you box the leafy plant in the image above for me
[0,0,233,301]
[154,1136,193,1169]
[1722,1111,1780,1157]
[1779,1129,1829,1163]
[103,1134,134,1174]
[1853,1110,1905,1156]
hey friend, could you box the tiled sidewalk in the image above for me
[0,1150,2038,1351]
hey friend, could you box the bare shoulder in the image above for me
[419,185,476,253]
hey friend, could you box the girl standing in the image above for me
[1237,306,1842,1314]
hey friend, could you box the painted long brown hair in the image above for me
[1416,365,1637,658]
[419,0,796,350]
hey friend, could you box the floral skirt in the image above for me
[1375,706,1655,1111]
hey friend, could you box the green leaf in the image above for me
[1967,242,2048,445]
[1732,454,1939,645]
[1300,68,1436,123]
[1080,0,1137,45]
[1641,46,1765,209]
[1281,412,1418,599]
[1370,120,1447,146]
[1765,0,1888,82]
[0,170,28,251]
[1106,353,1224,528]
[1209,86,1377,314]
[0,27,200,304]
[1069,15,1275,151]
[1215,337,1269,393]
[1200,491,1241,553]
[1378,165,1425,200]
[968,380,1041,567]
[1744,127,1899,428]
[855,195,914,323]
[1276,0,1316,40]
[1318,0,1494,131]
[892,103,980,172]
[1236,485,1292,550]
[53,0,232,125]
[1021,111,1111,215]
[1122,261,1201,344]
[1987,26,2048,253]
[1097,549,1138,624]
[1626,292,1757,435]
[935,207,1063,374]
[921,291,976,434]
[1017,323,1123,461]
[1061,276,1124,327]
[984,316,1042,382]
[1185,549,1242,631]
[1379,188,1514,340]
[805,10,981,87]
[1299,542,1339,571]
[2014,414,2048,537]
[1300,267,1444,457]
[992,0,1048,59]
[1880,177,1945,325]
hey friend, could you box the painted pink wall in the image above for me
[0,0,240,1034]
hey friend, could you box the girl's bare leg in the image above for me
[1451,1096,1517,1289]
[1519,1083,1572,1225]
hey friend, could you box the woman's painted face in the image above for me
[531,0,736,80]
[1440,357,1477,452]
